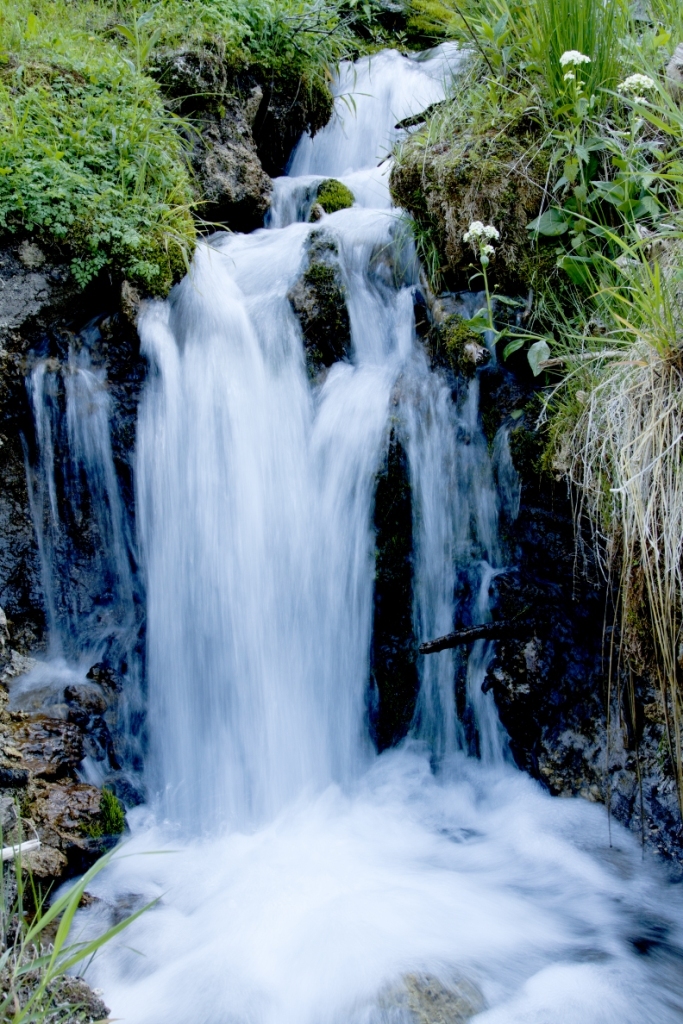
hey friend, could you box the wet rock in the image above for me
[0,765,29,788]
[5,716,83,779]
[0,794,18,833]
[380,973,483,1024]
[370,431,418,751]
[288,230,351,376]
[404,973,483,1023]
[22,843,68,881]
[65,683,108,719]
[194,107,272,231]
[28,780,102,874]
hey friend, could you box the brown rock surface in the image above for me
[4,716,83,779]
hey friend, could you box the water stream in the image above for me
[76,47,683,1023]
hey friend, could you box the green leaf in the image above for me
[494,294,525,308]
[527,207,569,236]
[527,339,550,376]
[502,336,526,359]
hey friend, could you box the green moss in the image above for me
[508,416,544,477]
[315,179,355,214]
[437,313,484,378]
[85,787,126,839]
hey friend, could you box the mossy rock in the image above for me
[288,229,351,376]
[391,122,552,293]
[315,179,354,214]
[436,313,490,379]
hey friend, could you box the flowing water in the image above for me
[71,47,683,1023]
[18,330,144,775]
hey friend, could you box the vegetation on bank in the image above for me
[392,0,683,808]
[0,0,405,293]
[0,846,148,1023]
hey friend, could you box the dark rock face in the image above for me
[288,230,351,376]
[193,105,273,232]
[471,359,683,865]
[370,432,418,751]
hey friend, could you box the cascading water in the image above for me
[80,47,683,1024]
[18,324,144,775]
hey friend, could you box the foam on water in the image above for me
[77,46,683,1024]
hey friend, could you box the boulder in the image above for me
[288,230,351,376]
[194,109,272,231]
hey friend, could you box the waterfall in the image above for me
[22,325,144,773]
[136,43,504,831]
[82,47,683,1024]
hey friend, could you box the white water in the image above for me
[22,330,144,771]
[80,48,683,1023]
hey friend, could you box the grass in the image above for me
[0,842,151,1023]
[0,0,395,294]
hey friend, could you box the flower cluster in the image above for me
[463,221,500,245]
[560,50,592,67]
[617,73,656,103]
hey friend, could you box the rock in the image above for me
[120,279,142,325]
[404,973,483,1024]
[244,85,264,126]
[0,245,74,345]
[195,111,272,231]
[0,794,18,833]
[17,240,46,270]
[390,128,550,292]
[370,431,419,751]
[151,48,272,232]
[22,844,68,881]
[30,780,100,837]
[64,683,108,718]
[288,230,351,376]
[6,716,83,778]
[0,766,29,788]
[379,973,483,1024]
[29,781,102,873]
[0,649,37,684]
[314,179,354,215]
[47,976,109,1024]
[666,43,683,101]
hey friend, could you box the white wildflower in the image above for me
[560,50,591,67]
[563,72,576,82]
[618,72,655,95]
[482,244,495,256]
[463,221,500,244]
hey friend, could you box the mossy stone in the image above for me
[438,313,488,379]
[315,179,354,215]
